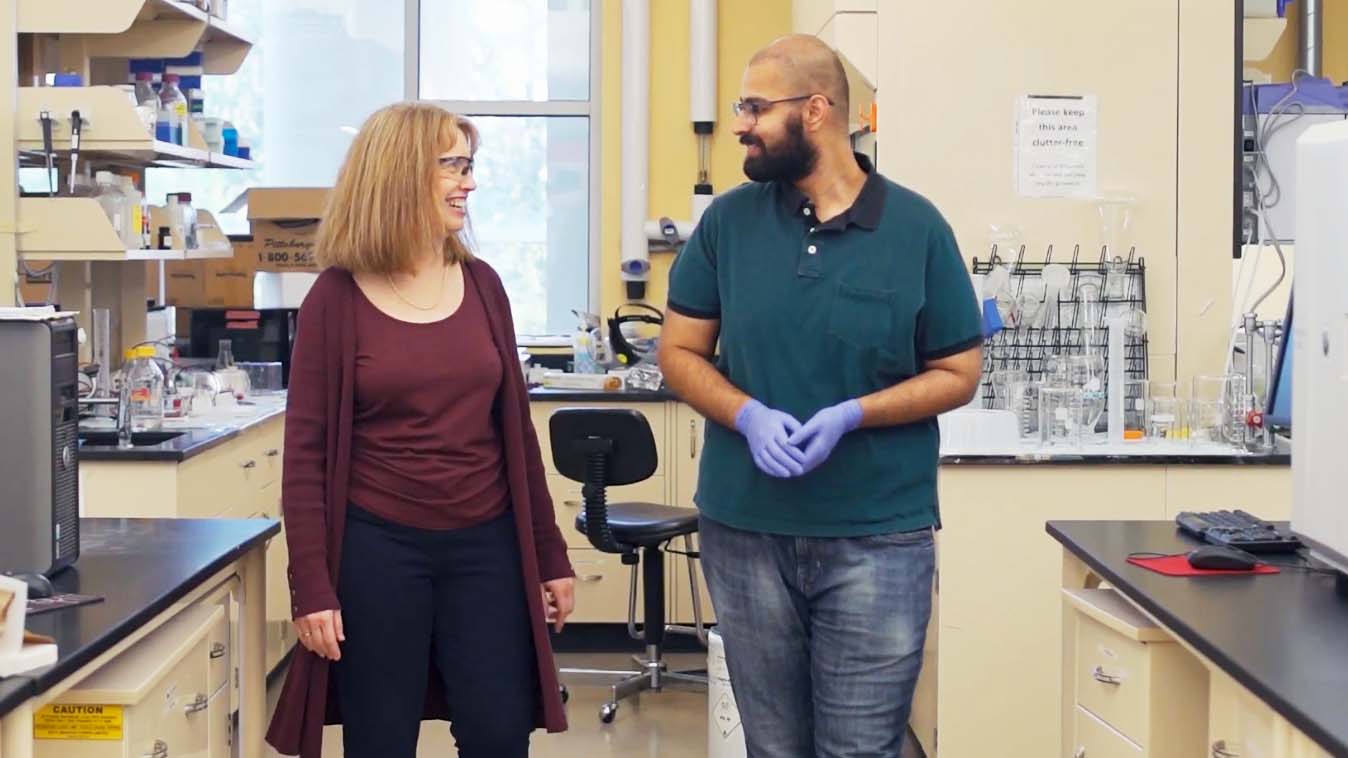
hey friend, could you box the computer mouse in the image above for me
[6,572,55,599]
[1187,545,1259,571]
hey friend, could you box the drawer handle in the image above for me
[264,448,280,457]
[563,499,581,508]
[1091,665,1123,685]
[240,459,257,469]
[144,739,168,758]
[184,693,209,715]
[579,574,604,583]
[1212,740,1240,758]
[210,642,226,659]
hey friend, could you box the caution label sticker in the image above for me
[33,703,124,741]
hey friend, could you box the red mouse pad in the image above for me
[1127,555,1279,576]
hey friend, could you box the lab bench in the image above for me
[1049,520,1344,758]
[0,518,277,758]
[78,407,292,673]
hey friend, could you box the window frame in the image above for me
[406,0,602,340]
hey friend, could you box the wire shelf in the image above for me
[973,244,1149,412]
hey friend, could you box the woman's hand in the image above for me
[294,609,344,660]
[541,578,575,633]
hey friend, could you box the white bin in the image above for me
[708,629,747,758]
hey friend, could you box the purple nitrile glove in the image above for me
[735,399,806,478]
[787,399,864,475]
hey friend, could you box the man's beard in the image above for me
[741,114,818,183]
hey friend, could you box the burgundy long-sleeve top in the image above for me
[266,262,573,757]
[348,277,510,529]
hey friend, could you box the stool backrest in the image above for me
[548,408,658,553]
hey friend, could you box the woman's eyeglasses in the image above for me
[438,155,474,177]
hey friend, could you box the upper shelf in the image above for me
[18,0,254,75]
[17,198,235,262]
[16,87,256,170]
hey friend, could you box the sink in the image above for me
[78,430,186,447]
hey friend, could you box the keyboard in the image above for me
[1174,509,1303,553]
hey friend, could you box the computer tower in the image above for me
[0,317,81,577]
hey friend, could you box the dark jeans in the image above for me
[335,504,536,758]
[700,515,935,758]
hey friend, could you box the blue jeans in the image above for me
[699,515,935,758]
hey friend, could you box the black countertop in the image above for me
[77,405,286,462]
[0,518,280,718]
[1046,520,1348,756]
[942,452,1289,466]
[527,387,675,402]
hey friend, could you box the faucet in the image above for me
[77,383,133,447]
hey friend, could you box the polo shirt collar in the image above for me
[777,152,884,231]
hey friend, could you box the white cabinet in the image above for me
[1062,588,1209,758]
[34,596,231,758]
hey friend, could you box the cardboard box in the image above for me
[226,187,329,273]
[202,258,256,308]
[162,260,206,307]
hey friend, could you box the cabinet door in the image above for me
[1209,671,1292,758]
[672,403,706,509]
[1289,731,1335,758]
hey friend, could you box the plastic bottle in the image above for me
[177,192,199,249]
[133,71,158,135]
[124,346,165,432]
[118,177,143,249]
[94,172,127,244]
[158,74,188,145]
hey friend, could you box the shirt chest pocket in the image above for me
[827,283,897,351]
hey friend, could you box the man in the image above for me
[659,35,983,758]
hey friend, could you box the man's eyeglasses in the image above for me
[438,155,474,177]
[731,94,834,123]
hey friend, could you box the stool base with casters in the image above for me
[548,408,710,723]
[560,535,709,723]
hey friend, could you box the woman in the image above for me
[266,102,575,758]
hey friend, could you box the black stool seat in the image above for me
[576,502,699,547]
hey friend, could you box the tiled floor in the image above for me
[264,653,922,757]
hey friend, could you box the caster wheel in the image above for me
[599,703,617,724]
[560,685,570,704]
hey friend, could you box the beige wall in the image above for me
[876,1,1239,386]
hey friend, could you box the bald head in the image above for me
[748,35,849,131]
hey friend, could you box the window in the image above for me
[143,0,597,337]
[417,0,598,337]
[146,0,406,235]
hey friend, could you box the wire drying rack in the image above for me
[973,244,1149,409]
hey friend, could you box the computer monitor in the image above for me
[1265,295,1293,429]
[1289,118,1348,582]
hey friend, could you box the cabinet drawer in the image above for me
[567,550,645,624]
[546,475,667,549]
[1076,614,1151,744]
[177,444,256,518]
[531,402,668,478]
[1073,705,1143,758]
[206,605,230,699]
[37,604,221,758]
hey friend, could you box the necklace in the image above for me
[386,264,448,311]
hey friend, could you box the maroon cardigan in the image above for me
[265,261,573,757]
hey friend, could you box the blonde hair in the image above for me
[316,102,479,274]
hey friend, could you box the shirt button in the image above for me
[807,245,818,255]
[803,208,812,217]
[810,227,817,233]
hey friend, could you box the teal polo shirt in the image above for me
[667,155,982,537]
